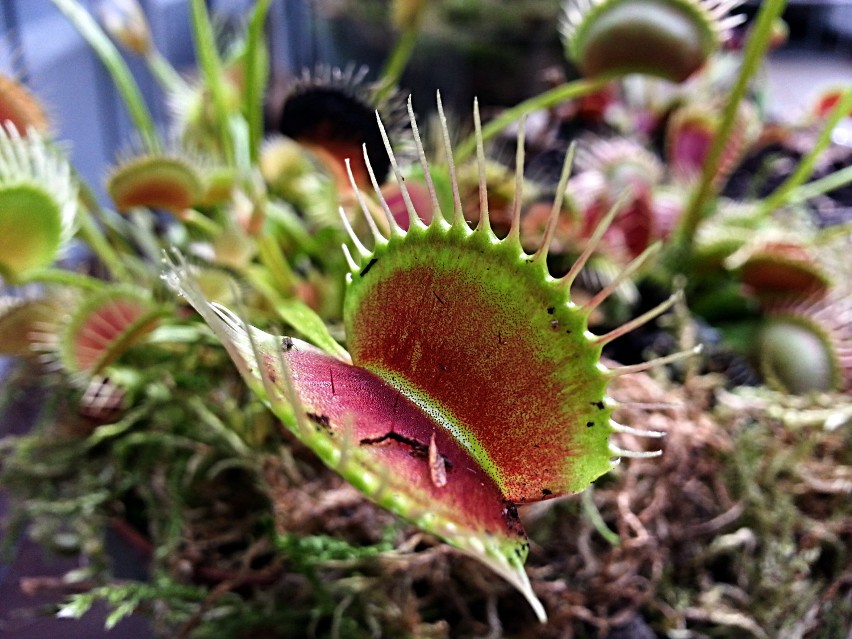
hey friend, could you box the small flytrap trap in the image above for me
[165,95,697,621]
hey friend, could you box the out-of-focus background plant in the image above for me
[0,0,850,637]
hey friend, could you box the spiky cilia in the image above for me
[164,94,685,622]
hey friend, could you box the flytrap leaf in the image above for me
[164,96,681,623]
[107,155,203,214]
[59,287,166,380]
[0,124,77,278]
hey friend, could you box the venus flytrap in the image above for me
[0,124,78,282]
[561,0,746,82]
[0,73,50,134]
[165,96,696,622]
[1,1,848,635]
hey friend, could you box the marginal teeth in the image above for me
[559,192,628,291]
[506,115,526,244]
[532,142,576,264]
[583,242,662,315]
[346,158,385,244]
[376,109,421,230]
[608,344,703,377]
[609,444,663,459]
[436,91,464,225]
[592,291,681,346]
[338,205,370,257]
[341,243,359,272]
[473,98,492,234]
[363,143,401,235]
[611,422,666,438]
[406,94,442,225]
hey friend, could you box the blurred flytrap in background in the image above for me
[0,0,850,637]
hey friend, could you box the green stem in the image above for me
[61,160,132,281]
[757,88,852,217]
[189,0,235,162]
[244,0,272,162]
[181,209,222,236]
[581,488,619,546]
[16,267,107,291]
[76,207,131,281]
[675,0,788,250]
[785,163,852,206]
[229,115,252,176]
[51,0,159,152]
[145,50,187,94]
[256,235,296,292]
[376,25,420,103]
[454,76,612,163]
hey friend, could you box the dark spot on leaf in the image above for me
[438,363,448,372]
[565,329,572,334]
[432,290,446,305]
[592,400,605,410]
[586,421,595,428]
[361,431,427,457]
[307,412,331,432]
[501,499,525,536]
[547,306,555,315]
[282,337,294,351]
[541,488,552,496]
[359,257,378,277]
[359,431,453,470]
